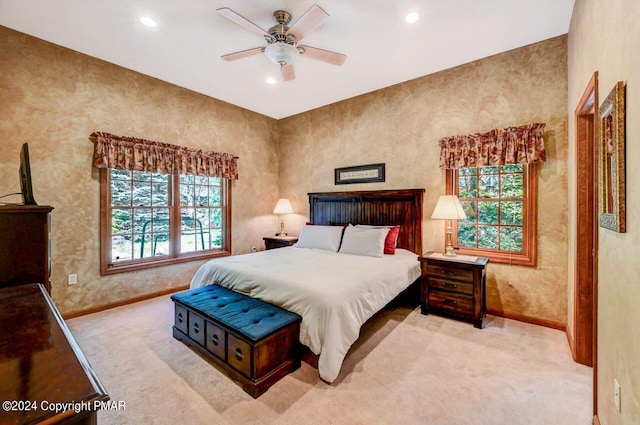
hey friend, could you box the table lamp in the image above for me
[273,198,294,236]
[431,195,467,256]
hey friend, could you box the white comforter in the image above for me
[190,246,420,383]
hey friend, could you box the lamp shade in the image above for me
[273,198,294,214]
[431,195,467,220]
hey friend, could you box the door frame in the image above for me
[572,71,598,416]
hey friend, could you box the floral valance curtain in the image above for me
[438,123,546,169]
[90,132,238,180]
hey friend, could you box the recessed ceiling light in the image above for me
[405,12,420,24]
[266,77,277,85]
[140,17,157,27]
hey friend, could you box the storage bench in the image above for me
[171,284,302,397]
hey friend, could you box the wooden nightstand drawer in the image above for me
[428,290,473,316]
[427,265,473,282]
[419,253,489,328]
[428,277,473,295]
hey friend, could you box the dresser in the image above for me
[263,236,298,250]
[419,252,489,328]
[0,205,53,293]
[0,283,108,424]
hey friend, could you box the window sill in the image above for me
[100,250,231,276]
[454,248,536,267]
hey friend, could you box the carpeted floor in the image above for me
[67,295,592,425]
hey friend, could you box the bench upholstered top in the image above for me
[171,284,301,342]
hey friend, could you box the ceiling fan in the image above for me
[216,4,347,81]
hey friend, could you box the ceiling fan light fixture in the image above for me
[139,16,157,27]
[264,42,299,66]
[405,12,420,24]
[216,5,346,81]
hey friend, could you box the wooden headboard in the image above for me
[308,189,425,254]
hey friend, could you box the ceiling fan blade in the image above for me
[298,45,346,66]
[281,64,295,81]
[220,47,264,62]
[216,7,270,38]
[286,4,329,42]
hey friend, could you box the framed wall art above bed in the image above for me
[334,163,386,185]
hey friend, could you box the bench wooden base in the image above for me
[172,327,300,398]
[172,286,301,398]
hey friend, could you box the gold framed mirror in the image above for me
[598,81,626,233]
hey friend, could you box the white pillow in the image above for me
[294,225,344,252]
[338,224,389,258]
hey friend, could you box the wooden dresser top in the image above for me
[0,284,107,424]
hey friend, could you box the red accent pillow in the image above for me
[384,226,400,254]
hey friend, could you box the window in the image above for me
[100,169,231,275]
[448,164,537,266]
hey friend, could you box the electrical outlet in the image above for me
[614,379,621,412]
[251,246,257,253]
[67,274,78,285]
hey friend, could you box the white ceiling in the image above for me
[0,0,575,119]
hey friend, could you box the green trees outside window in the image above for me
[451,164,536,266]
[101,169,230,274]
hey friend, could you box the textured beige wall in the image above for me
[568,1,640,423]
[279,36,569,326]
[0,27,572,329]
[0,27,279,315]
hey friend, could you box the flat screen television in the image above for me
[19,143,37,205]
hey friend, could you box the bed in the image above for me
[190,189,424,383]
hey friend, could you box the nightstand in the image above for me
[263,236,298,250]
[419,252,489,328]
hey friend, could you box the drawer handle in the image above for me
[211,334,219,346]
[443,270,456,276]
[441,282,457,289]
[177,312,184,323]
[442,298,458,306]
[193,322,200,334]
[234,347,244,362]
